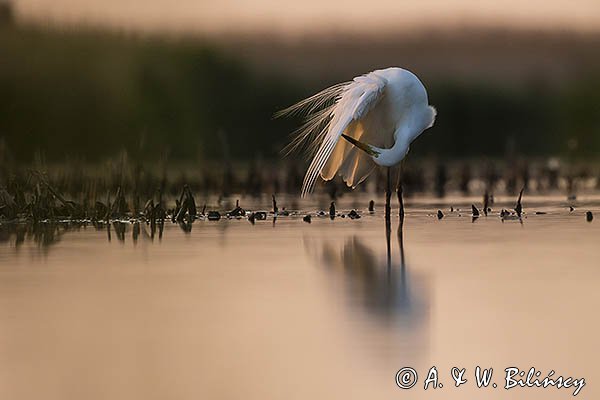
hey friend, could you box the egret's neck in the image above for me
[372,135,410,167]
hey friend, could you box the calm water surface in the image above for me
[1,195,599,399]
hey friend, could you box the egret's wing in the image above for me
[323,123,376,188]
[321,96,396,188]
[301,74,387,196]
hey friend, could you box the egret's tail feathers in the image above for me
[275,83,348,158]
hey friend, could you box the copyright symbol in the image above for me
[395,367,418,389]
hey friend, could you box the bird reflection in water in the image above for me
[310,205,429,360]
[319,227,427,324]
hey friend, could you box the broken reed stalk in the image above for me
[175,185,197,222]
[483,190,489,217]
[31,171,71,210]
[515,187,524,218]
[272,194,278,214]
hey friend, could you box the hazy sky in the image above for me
[15,0,600,35]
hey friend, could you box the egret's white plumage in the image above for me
[279,67,436,197]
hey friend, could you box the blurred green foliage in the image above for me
[0,25,299,162]
[0,24,599,163]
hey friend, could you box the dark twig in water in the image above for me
[174,185,197,222]
[471,204,479,223]
[227,199,245,218]
[178,220,192,233]
[483,190,490,217]
[348,210,361,219]
[329,202,336,220]
[207,211,221,221]
[368,200,374,213]
[132,221,140,243]
[515,187,524,218]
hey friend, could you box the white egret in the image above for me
[278,67,436,218]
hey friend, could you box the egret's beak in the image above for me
[341,134,380,157]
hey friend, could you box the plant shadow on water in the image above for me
[0,220,168,254]
[0,222,77,252]
[306,218,431,361]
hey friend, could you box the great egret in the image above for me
[278,67,436,219]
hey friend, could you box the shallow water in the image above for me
[1,194,599,399]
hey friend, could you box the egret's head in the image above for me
[341,134,407,167]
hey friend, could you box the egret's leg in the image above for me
[385,167,392,221]
[397,164,406,271]
[385,212,392,269]
[385,167,392,269]
[397,214,406,271]
[397,162,405,225]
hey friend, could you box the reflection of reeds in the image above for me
[0,220,106,249]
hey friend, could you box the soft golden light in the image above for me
[15,0,600,34]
